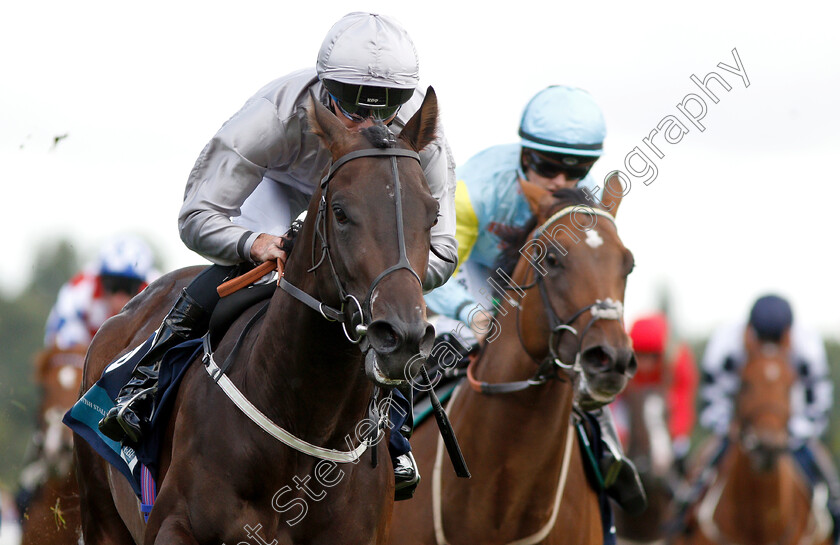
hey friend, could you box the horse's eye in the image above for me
[333,205,348,224]
[433,214,440,227]
[546,252,561,268]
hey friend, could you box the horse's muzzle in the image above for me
[577,345,636,408]
[580,344,637,377]
[364,319,435,386]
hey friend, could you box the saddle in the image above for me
[207,282,275,351]
[63,282,276,518]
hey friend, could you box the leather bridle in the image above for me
[467,205,624,395]
[278,137,423,347]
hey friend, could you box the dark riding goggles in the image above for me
[331,94,402,122]
[322,79,414,123]
[100,274,143,296]
[524,149,597,180]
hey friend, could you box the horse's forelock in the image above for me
[493,218,538,281]
[360,124,395,149]
[492,187,591,280]
[545,187,591,215]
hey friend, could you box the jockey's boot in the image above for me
[394,451,420,501]
[595,407,648,516]
[391,390,420,501]
[98,289,209,444]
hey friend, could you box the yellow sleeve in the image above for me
[453,179,479,277]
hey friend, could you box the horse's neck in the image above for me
[463,304,576,455]
[718,447,796,541]
[446,328,578,529]
[627,388,672,472]
[238,261,373,445]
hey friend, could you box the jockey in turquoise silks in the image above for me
[424,85,648,514]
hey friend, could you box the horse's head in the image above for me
[35,346,84,469]
[515,175,636,408]
[734,328,794,470]
[301,88,440,387]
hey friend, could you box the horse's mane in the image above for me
[493,187,593,279]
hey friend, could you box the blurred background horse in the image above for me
[613,383,675,545]
[670,331,832,545]
[612,313,698,545]
[17,346,84,545]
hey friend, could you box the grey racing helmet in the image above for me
[317,12,418,119]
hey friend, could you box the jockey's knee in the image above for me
[184,264,242,312]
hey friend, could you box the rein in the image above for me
[203,139,421,464]
[466,205,624,395]
[432,384,575,545]
[282,144,423,344]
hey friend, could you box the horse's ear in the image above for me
[743,326,760,359]
[307,90,351,159]
[519,177,552,220]
[744,324,792,357]
[601,172,624,218]
[399,86,438,152]
[778,328,793,355]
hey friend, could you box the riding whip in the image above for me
[421,366,470,478]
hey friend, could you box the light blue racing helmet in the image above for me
[519,86,606,157]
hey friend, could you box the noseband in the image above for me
[279,137,423,345]
[467,205,624,394]
[202,137,424,465]
[737,392,791,459]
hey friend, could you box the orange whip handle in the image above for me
[216,259,284,298]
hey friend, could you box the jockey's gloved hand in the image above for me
[251,212,306,265]
[250,234,289,264]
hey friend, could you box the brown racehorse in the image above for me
[613,383,676,545]
[74,89,442,544]
[670,331,832,545]
[19,346,85,545]
[394,177,636,545]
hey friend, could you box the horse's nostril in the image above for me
[581,346,635,376]
[367,321,402,354]
[582,346,612,372]
[419,323,435,359]
[622,349,637,377]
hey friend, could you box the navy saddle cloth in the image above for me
[62,282,276,497]
[63,335,203,497]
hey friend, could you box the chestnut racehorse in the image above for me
[20,346,85,545]
[613,383,675,545]
[670,331,832,545]
[394,178,636,545]
[74,89,442,544]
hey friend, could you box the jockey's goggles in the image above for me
[330,94,402,123]
[524,149,597,180]
[322,79,413,123]
[101,274,143,296]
